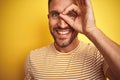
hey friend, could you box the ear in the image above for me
[47,14,50,19]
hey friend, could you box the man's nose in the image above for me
[58,18,68,28]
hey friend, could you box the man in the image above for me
[25,0,120,80]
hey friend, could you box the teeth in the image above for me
[58,31,69,35]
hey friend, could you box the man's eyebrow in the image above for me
[49,9,77,14]
[49,10,65,14]
[49,10,59,13]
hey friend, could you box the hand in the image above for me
[60,0,96,35]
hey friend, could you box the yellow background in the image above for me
[0,0,120,80]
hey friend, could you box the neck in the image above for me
[54,38,80,53]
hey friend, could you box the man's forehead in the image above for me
[50,0,75,4]
[49,0,76,12]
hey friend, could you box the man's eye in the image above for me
[67,12,77,18]
[52,12,59,18]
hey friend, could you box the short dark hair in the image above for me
[48,0,51,5]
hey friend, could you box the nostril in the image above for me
[58,19,68,28]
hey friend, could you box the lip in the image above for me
[56,29,72,39]
[57,29,69,35]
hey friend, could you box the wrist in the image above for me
[84,26,98,37]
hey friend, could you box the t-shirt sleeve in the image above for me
[24,52,34,80]
[89,43,108,76]
[102,59,109,77]
[90,44,109,77]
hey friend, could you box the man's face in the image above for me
[48,0,78,48]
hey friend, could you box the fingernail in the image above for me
[59,14,63,17]
[62,12,65,15]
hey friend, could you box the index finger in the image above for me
[63,4,81,15]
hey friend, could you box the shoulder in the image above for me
[80,41,98,53]
[80,41,103,60]
[28,43,54,59]
[31,44,53,54]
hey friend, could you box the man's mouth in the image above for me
[57,29,70,35]
[54,27,73,39]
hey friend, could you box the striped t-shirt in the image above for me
[25,41,108,80]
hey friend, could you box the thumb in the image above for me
[59,14,74,27]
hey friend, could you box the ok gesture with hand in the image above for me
[60,0,96,35]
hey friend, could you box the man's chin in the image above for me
[53,32,78,48]
[56,43,69,48]
[55,39,72,48]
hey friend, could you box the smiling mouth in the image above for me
[54,28,73,40]
[57,29,70,35]
[55,27,73,34]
